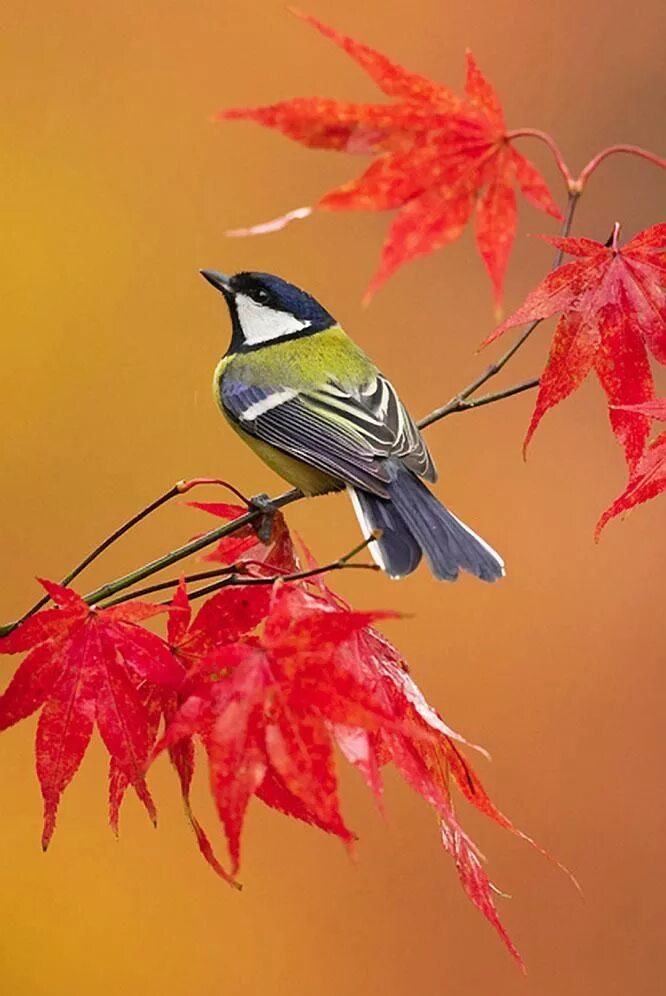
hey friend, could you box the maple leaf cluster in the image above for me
[0,507,535,966]
[219,10,562,304]
[486,223,666,527]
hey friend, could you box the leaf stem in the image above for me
[576,144,666,189]
[506,128,574,187]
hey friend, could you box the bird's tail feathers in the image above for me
[348,464,504,583]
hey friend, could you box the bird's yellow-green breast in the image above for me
[214,325,375,394]
[213,325,373,494]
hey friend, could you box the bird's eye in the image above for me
[254,288,270,304]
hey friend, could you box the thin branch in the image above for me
[81,488,303,610]
[98,566,244,607]
[9,483,183,629]
[98,538,381,607]
[577,144,666,189]
[176,477,252,504]
[2,476,252,634]
[437,377,540,418]
[506,128,574,187]
[419,190,579,429]
[170,535,380,605]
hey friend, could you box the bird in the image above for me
[201,268,504,583]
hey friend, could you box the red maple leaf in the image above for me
[155,586,396,869]
[159,577,277,883]
[154,578,552,966]
[596,398,666,536]
[188,501,298,573]
[0,582,184,848]
[484,223,666,467]
[218,10,562,303]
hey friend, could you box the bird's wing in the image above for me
[308,374,436,482]
[221,373,435,495]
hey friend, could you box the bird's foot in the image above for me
[249,493,278,544]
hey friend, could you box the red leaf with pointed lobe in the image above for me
[167,578,192,647]
[218,14,562,303]
[596,398,666,536]
[0,582,184,846]
[256,764,339,828]
[364,184,476,302]
[189,502,298,573]
[266,706,354,848]
[334,725,384,807]
[464,49,505,132]
[108,685,163,834]
[36,622,100,848]
[172,586,271,667]
[475,156,517,304]
[154,578,546,963]
[292,9,459,106]
[485,224,665,467]
[205,651,270,873]
[164,582,270,883]
[440,822,524,971]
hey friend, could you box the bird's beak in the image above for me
[200,269,233,295]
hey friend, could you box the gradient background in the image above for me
[1,1,664,993]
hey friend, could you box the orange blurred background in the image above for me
[1,1,664,993]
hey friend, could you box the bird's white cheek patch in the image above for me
[236,294,311,345]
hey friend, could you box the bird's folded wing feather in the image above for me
[309,376,435,482]
[221,374,435,494]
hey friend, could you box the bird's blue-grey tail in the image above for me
[348,463,504,582]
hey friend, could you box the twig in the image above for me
[166,534,380,605]
[432,377,540,419]
[10,483,183,628]
[81,489,302,610]
[419,191,579,429]
[576,144,666,189]
[97,565,244,607]
[98,536,379,608]
[0,370,546,636]
[3,477,251,633]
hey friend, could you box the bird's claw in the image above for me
[249,493,277,543]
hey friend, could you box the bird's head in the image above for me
[200,269,335,352]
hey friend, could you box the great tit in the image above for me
[201,269,504,582]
